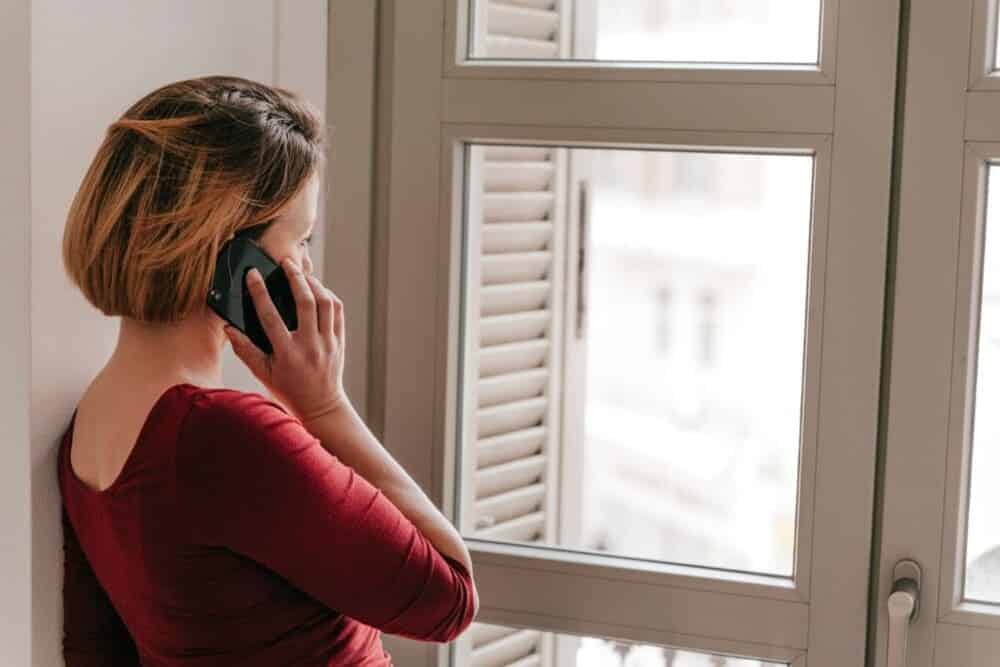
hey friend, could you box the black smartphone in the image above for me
[207,234,298,354]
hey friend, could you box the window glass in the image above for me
[965,165,1000,604]
[453,622,788,666]
[469,0,822,66]
[995,9,1000,71]
[459,145,814,576]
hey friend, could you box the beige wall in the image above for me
[11,1,326,663]
[1,0,34,663]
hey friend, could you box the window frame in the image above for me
[869,0,1000,662]
[335,1,901,664]
[936,142,1000,630]
[969,0,1000,90]
[445,0,841,85]
[440,130,829,650]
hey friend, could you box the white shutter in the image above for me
[469,623,542,665]
[456,4,571,667]
[471,1,571,60]
[459,143,568,549]
[454,145,567,667]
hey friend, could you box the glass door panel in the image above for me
[452,622,790,667]
[457,144,815,577]
[467,0,822,65]
[875,0,1000,664]
[967,165,1000,605]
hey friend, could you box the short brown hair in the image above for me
[63,75,325,323]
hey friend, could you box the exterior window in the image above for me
[698,291,718,368]
[469,0,822,65]
[458,145,812,577]
[655,286,673,355]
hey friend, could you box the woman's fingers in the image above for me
[304,275,331,335]
[280,257,317,335]
[332,294,345,349]
[245,268,292,351]
[304,273,341,344]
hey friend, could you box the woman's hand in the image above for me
[223,257,349,424]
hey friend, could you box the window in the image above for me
[654,286,673,355]
[358,0,897,663]
[458,145,812,575]
[452,622,788,667]
[467,0,823,65]
[965,165,1000,604]
[698,291,718,368]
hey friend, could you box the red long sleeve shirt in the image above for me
[58,383,476,666]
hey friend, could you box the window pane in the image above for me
[995,9,1000,71]
[452,622,787,666]
[458,145,813,577]
[469,0,822,66]
[966,166,1000,604]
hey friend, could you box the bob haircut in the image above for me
[63,75,325,323]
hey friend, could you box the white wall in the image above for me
[24,1,326,663]
[1,0,34,663]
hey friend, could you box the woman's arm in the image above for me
[300,397,476,583]
[181,390,478,642]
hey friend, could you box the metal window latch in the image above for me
[887,559,921,667]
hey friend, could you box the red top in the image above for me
[58,383,476,666]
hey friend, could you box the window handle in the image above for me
[575,180,590,339]
[887,559,921,667]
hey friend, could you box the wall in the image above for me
[0,0,34,663]
[24,1,326,663]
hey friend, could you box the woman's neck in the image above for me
[102,312,228,390]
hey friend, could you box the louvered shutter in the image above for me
[461,142,567,542]
[455,3,571,667]
[471,1,570,60]
[453,142,569,667]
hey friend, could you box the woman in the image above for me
[58,75,478,666]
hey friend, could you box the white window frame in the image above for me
[442,127,828,667]
[939,142,1000,629]
[873,0,1000,662]
[445,0,841,85]
[970,0,1000,90]
[328,1,900,665]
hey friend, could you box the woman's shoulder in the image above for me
[178,385,314,465]
[183,385,292,420]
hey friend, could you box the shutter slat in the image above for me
[481,251,551,284]
[506,655,543,667]
[485,35,560,59]
[477,426,547,467]
[480,310,550,346]
[476,511,546,541]
[491,0,555,9]
[477,397,548,439]
[484,161,555,191]
[478,368,549,408]
[471,627,544,665]
[487,3,559,40]
[475,482,546,525]
[470,622,516,649]
[479,340,550,377]
[484,145,552,162]
[484,192,555,222]
[482,222,553,255]
[476,453,546,498]
[481,280,550,316]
